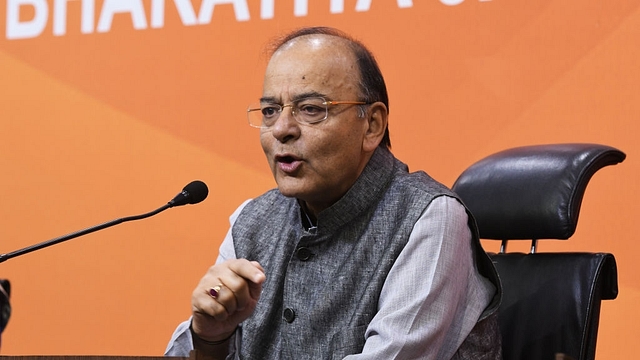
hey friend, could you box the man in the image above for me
[166,26,501,359]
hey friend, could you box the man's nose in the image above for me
[280,104,295,118]
[274,104,297,126]
[271,104,300,142]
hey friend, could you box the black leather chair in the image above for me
[452,143,625,360]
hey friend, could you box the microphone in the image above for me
[168,180,209,207]
[0,180,209,264]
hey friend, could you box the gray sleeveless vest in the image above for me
[232,148,501,359]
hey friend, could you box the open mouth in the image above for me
[275,154,302,173]
[276,155,297,164]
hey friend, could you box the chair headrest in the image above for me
[452,144,625,240]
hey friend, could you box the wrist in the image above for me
[189,321,236,346]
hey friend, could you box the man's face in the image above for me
[259,35,373,216]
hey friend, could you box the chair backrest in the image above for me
[452,143,625,360]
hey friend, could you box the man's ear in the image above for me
[363,102,388,152]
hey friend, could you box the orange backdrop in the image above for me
[0,0,638,357]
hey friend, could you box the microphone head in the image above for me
[169,180,209,207]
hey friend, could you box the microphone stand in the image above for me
[0,203,171,264]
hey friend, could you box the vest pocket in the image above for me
[329,324,368,359]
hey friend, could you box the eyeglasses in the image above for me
[247,97,367,129]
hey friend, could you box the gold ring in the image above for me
[208,285,223,299]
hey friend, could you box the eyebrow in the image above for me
[259,91,328,104]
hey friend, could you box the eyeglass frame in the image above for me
[246,96,369,129]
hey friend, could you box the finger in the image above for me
[192,260,265,324]
[227,259,266,286]
[250,260,265,273]
[193,290,230,322]
[247,280,263,301]
[213,276,250,312]
[195,263,255,312]
[227,260,265,305]
[206,283,238,315]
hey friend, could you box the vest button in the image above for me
[283,308,296,323]
[296,247,313,261]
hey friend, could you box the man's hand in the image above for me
[191,259,266,342]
